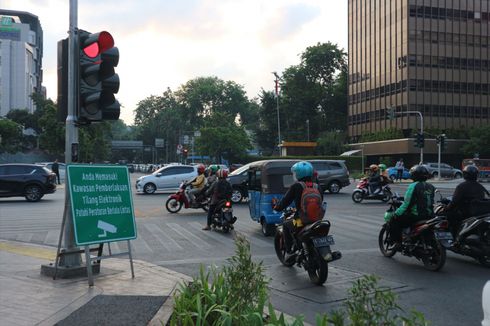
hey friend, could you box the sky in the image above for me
[3,0,348,125]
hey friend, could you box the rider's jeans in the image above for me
[283,219,296,253]
[207,204,217,226]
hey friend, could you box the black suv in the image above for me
[0,164,57,202]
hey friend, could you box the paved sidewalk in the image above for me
[0,240,191,326]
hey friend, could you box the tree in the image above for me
[35,97,65,156]
[316,131,348,155]
[253,42,347,152]
[462,126,490,157]
[0,119,23,153]
[196,112,251,163]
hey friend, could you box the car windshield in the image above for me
[229,164,249,176]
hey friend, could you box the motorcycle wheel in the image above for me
[307,250,328,286]
[381,190,391,202]
[352,191,364,203]
[274,231,295,267]
[421,234,446,271]
[222,225,230,233]
[165,198,183,213]
[378,224,397,257]
[478,229,490,267]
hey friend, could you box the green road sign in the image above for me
[67,164,136,246]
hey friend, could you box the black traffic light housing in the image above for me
[414,132,425,148]
[78,30,120,124]
[183,148,189,158]
[436,134,446,151]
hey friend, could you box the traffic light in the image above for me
[414,132,425,148]
[78,30,120,124]
[182,148,188,158]
[436,134,446,151]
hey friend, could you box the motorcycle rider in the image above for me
[444,165,489,237]
[378,163,391,186]
[273,161,323,260]
[368,164,382,195]
[187,164,207,204]
[203,169,232,230]
[388,165,436,247]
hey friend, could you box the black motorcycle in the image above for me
[434,195,490,267]
[274,207,342,285]
[210,199,237,233]
[379,195,448,271]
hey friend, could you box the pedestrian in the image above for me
[52,159,61,184]
[395,158,404,182]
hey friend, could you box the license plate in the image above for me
[435,231,453,240]
[313,235,335,247]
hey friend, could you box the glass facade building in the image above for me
[348,0,489,142]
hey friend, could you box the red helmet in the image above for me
[216,169,228,179]
[197,164,205,174]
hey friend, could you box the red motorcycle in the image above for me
[165,182,209,213]
[352,178,392,203]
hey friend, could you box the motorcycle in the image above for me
[274,207,342,285]
[352,178,392,203]
[434,193,490,267]
[209,199,237,233]
[378,195,448,271]
[165,182,209,213]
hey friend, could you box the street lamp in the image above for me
[272,72,281,147]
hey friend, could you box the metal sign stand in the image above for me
[85,240,135,286]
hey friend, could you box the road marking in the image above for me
[0,242,55,260]
[143,223,183,251]
[167,223,212,249]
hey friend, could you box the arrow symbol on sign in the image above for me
[97,220,118,238]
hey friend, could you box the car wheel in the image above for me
[261,219,275,237]
[24,185,43,202]
[231,188,242,203]
[432,172,438,178]
[143,183,156,194]
[327,181,341,194]
[454,172,462,179]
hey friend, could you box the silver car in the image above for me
[424,163,463,179]
[136,165,197,194]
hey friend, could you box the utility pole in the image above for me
[42,0,83,277]
[306,119,310,142]
[272,72,281,147]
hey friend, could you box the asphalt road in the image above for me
[0,176,488,325]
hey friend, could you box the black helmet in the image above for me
[410,164,429,181]
[463,165,479,181]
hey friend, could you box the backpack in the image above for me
[216,180,232,200]
[299,182,325,224]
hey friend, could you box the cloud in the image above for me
[2,0,347,124]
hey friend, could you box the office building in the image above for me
[0,9,43,116]
[347,0,489,164]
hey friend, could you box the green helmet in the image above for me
[378,164,387,172]
[210,165,219,173]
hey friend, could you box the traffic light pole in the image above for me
[62,0,82,267]
[437,141,441,181]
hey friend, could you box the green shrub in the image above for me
[170,235,304,326]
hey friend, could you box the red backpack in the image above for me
[299,182,325,225]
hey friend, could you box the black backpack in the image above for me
[216,180,232,200]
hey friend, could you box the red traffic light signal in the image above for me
[78,29,120,124]
[183,148,188,157]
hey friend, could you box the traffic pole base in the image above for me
[40,262,100,279]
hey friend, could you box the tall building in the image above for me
[0,10,43,116]
[347,0,489,164]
